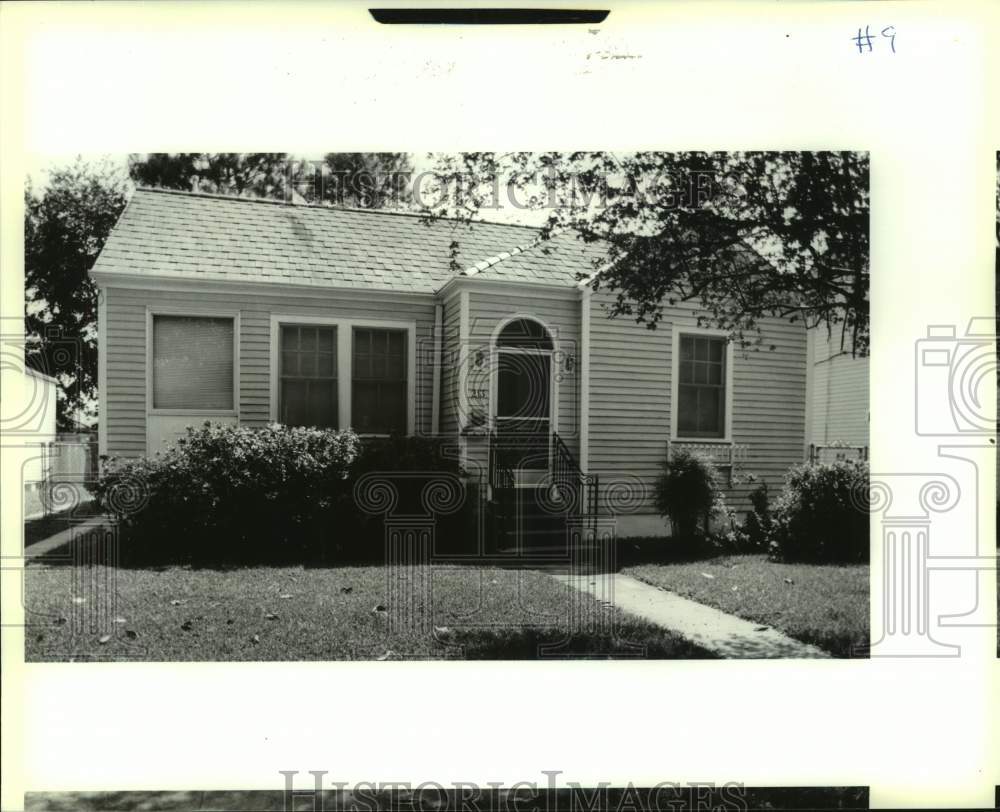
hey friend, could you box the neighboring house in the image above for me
[805,327,869,462]
[90,188,811,542]
[3,364,58,519]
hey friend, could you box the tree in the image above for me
[424,152,870,354]
[127,152,414,208]
[128,153,293,199]
[313,152,413,208]
[24,158,129,429]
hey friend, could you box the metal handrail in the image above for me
[551,432,599,522]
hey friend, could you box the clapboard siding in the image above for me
[808,328,870,448]
[101,285,437,458]
[464,290,582,476]
[588,292,808,514]
[103,288,148,457]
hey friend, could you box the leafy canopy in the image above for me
[127,152,413,209]
[24,158,129,428]
[424,152,869,354]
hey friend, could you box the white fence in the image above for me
[23,434,99,520]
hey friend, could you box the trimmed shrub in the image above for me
[95,425,473,565]
[349,433,469,548]
[96,422,360,564]
[655,449,721,542]
[769,459,869,563]
[741,481,773,551]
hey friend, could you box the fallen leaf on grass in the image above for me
[264,612,279,620]
[279,594,293,599]
[434,626,451,636]
[731,586,739,592]
[340,587,353,595]
[700,572,715,580]
[180,620,193,631]
[376,650,395,661]
[113,617,127,624]
[372,604,387,614]
[783,578,794,585]
[170,600,185,606]
[72,597,85,605]
[250,634,260,645]
[98,635,111,644]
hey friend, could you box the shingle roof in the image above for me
[91,188,603,294]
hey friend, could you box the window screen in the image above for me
[280,325,338,428]
[152,315,234,410]
[352,328,407,434]
[677,335,726,438]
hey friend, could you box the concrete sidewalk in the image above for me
[23,515,109,559]
[550,571,831,659]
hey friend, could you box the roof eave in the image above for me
[90,269,439,302]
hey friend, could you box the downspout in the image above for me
[803,328,815,461]
[458,289,470,470]
[97,284,108,458]
[431,302,442,435]
[579,285,591,474]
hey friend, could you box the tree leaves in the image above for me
[24,159,129,428]
[424,152,869,355]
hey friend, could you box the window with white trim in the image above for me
[677,334,726,438]
[279,325,338,428]
[152,315,234,410]
[352,327,407,434]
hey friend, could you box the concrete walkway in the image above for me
[550,571,831,659]
[23,515,109,559]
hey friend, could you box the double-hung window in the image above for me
[279,325,338,428]
[352,327,407,435]
[677,334,727,438]
[152,315,235,410]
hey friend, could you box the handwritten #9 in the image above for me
[852,25,896,54]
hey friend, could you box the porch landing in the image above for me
[549,571,831,659]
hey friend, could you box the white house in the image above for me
[91,188,813,544]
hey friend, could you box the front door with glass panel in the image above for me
[493,319,553,480]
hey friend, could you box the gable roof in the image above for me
[90,188,605,294]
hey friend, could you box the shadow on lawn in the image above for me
[614,535,734,568]
[30,526,750,573]
[23,501,103,548]
[27,515,438,572]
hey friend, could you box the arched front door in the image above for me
[493,318,554,476]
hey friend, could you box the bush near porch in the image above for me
[655,449,870,565]
[95,423,468,566]
[768,458,869,564]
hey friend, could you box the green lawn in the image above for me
[24,563,714,661]
[623,554,869,657]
